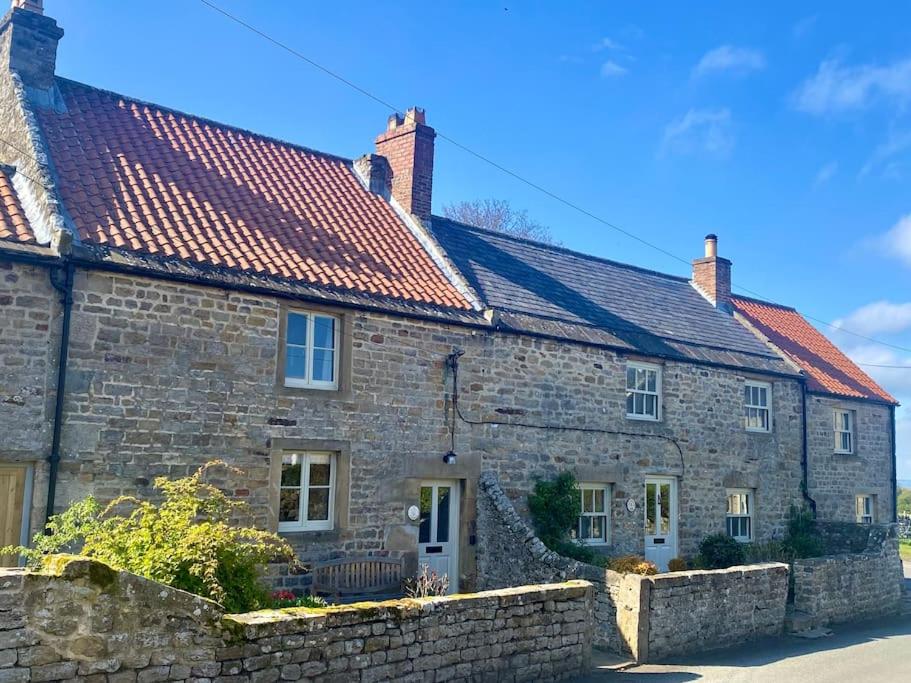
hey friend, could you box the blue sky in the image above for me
[46,1,911,477]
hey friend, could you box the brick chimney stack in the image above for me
[374,107,435,221]
[692,234,732,310]
[1,0,62,91]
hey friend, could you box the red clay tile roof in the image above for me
[731,296,897,404]
[34,78,469,310]
[0,167,36,244]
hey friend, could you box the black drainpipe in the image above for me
[45,260,74,529]
[800,381,817,516]
[891,405,898,523]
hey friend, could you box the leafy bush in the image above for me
[698,533,745,569]
[607,555,658,575]
[782,505,825,558]
[269,590,328,609]
[0,461,294,612]
[527,472,581,548]
[667,557,688,572]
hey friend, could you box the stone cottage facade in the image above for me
[0,1,897,586]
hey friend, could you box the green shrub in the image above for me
[782,505,825,558]
[551,540,607,567]
[608,555,658,575]
[1,461,294,612]
[698,533,745,569]
[667,557,688,572]
[527,472,581,548]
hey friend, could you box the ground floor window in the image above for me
[572,483,610,545]
[278,451,336,531]
[725,489,753,542]
[855,495,874,524]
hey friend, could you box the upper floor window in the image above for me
[285,311,338,389]
[572,483,610,545]
[855,494,874,524]
[626,362,661,421]
[279,451,336,532]
[833,409,854,454]
[725,489,753,542]
[744,381,771,432]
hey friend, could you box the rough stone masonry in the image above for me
[0,556,593,683]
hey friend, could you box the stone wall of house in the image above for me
[0,556,593,682]
[0,260,809,587]
[0,261,54,539]
[792,523,904,625]
[807,394,894,524]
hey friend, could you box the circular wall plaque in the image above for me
[626,498,637,512]
[407,505,421,521]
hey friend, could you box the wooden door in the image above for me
[0,465,27,567]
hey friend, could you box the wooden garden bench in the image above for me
[310,556,404,601]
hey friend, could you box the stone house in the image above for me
[0,0,897,587]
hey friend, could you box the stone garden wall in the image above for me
[642,563,788,661]
[0,556,593,682]
[792,523,904,625]
[476,472,789,661]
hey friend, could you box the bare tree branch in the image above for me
[442,198,558,245]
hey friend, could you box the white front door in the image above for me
[644,477,677,572]
[417,480,460,594]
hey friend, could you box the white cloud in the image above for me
[661,108,734,159]
[813,161,838,187]
[692,45,765,78]
[875,213,911,267]
[600,60,628,78]
[860,129,911,177]
[793,56,911,114]
[595,37,625,52]
[832,301,911,337]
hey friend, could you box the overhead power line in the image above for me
[197,0,911,361]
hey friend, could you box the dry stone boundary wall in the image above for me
[0,556,593,682]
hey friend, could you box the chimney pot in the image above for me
[704,233,718,258]
[11,0,42,14]
[374,106,435,220]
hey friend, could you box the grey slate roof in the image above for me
[430,217,795,376]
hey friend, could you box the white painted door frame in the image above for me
[417,480,460,594]
[644,476,678,572]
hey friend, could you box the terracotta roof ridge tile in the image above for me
[53,77,356,167]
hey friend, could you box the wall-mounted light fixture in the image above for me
[442,451,458,465]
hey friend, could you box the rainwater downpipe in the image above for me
[45,259,74,530]
[800,381,817,516]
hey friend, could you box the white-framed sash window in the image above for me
[834,409,854,454]
[278,452,336,531]
[572,483,610,545]
[855,495,874,524]
[725,488,753,542]
[626,362,661,421]
[744,381,771,432]
[284,310,339,389]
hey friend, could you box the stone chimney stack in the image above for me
[1,0,62,91]
[692,234,732,309]
[374,107,435,221]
